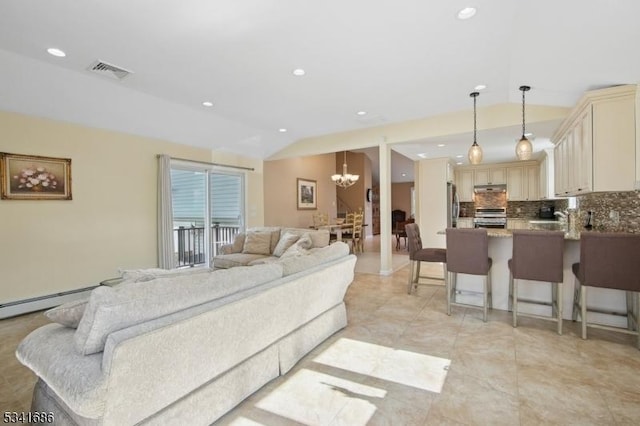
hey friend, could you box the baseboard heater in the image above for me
[0,286,96,320]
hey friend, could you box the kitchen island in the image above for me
[440,228,629,328]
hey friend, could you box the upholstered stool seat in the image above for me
[508,230,565,334]
[405,224,447,294]
[445,228,492,322]
[572,232,640,349]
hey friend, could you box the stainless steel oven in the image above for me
[474,207,507,229]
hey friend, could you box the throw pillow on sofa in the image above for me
[242,231,272,255]
[44,298,88,328]
[280,233,313,259]
[272,232,301,257]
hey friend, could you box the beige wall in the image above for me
[263,153,337,228]
[0,111,263,303]
[391,182,414,219]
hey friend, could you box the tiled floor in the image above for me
[2,264,640,425]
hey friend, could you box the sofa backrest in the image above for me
[74,263,284,355]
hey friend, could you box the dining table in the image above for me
[313,222,368,244]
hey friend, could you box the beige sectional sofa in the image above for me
[213,226,330,269]
[16,241,356,425]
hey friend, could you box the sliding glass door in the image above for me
[170,162,245,267]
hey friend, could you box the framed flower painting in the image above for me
[0,152,72,200]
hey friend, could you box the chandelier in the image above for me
[332,151,359,188]
[468,91,483,165]
[515,85,533,160]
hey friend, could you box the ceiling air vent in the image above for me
[88,60,133,80]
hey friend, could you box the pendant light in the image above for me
[332,151,359,188]
[468,91,483,165]
[515,85,533,160]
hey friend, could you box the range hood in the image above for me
[473,184,507,193]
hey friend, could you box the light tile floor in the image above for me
[2,265,640,425]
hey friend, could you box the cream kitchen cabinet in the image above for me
[474,167,506,185]
[539,148,555,199]
[553,85,636,196]
[506,163,539,201]
[455,169,474,202]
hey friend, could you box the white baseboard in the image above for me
[0,286,96,319]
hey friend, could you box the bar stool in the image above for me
[445,228,492,322]
[405,224,447,294]
[572,232,640,349]
[508,230,565,334]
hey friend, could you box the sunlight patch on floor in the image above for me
[254,368,385,425]
[313,338,451,393]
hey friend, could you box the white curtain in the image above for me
[157,154,175,269]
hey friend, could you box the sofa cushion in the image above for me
[214,253,269,269]
[279,241,350,276]
[272,232,301,257]
[231,233,246,253]
[281,228,330,248]
[247,256,279,266]
[74,264,283,355]
[242,231,272,255]
[280,233,313,259]
[16,324,107,418]
[118,266,213,283]
[44,298,88,329]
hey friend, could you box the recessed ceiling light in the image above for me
[279,128,287,133]
[356,111,367,116]
[202,101,213,107]
[456,162,463,165]
[47,48,66,57]
[456,154,464,158]
[524,132,533,137]
[457,7,477,20]
[474,84,487,91]
[401,173,407,177]
[292,68,306,76]
[417,153,428,158]
[437,144,445,147]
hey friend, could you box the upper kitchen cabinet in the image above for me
[474,167,506,185]
[506,163,538,201]
[538,148,556,199]
[456,161,539,201]
[455,169,474,202]
[553,85,637,196]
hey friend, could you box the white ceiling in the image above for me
[1,1,639,161]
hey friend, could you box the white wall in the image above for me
[417,157,449,248]
[0,111,263,303]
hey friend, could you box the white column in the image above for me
[379,142,393,274]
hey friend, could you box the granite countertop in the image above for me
[439,228,582,240]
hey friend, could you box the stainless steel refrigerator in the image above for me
[447,182,460,228]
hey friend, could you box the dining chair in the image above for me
[312,212,329,228]
[342,212,364,253]
[395,218,414,250]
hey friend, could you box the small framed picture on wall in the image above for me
[296,178,317,210]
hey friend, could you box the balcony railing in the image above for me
[174,223,241,267]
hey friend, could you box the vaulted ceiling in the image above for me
[1,1,639,162]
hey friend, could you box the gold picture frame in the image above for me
[296,178,317,210]
[0,152,72,200]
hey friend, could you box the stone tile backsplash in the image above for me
[577,191,640,233]
[461,191,640,233]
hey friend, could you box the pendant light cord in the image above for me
[470,91,479,145]
[519,85,530,138]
